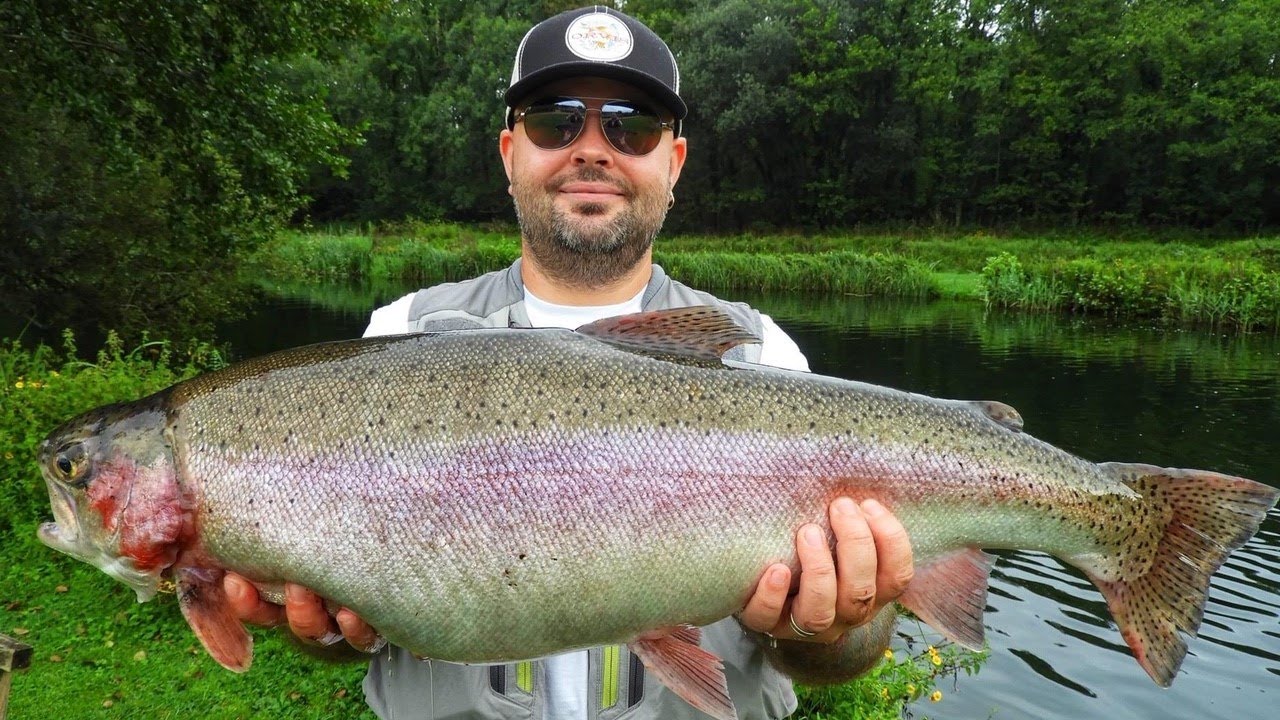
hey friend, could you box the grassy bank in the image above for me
[251,224,1280,331]
[1,337,982,719]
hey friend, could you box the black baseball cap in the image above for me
[505,6,686,134]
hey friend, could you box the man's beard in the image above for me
[512,166,669,290]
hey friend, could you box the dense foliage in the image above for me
[3,1,1276,338]
[302,0,1280,232]
[0,0,384,340]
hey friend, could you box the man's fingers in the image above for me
[738,564,791,635]
[789,523,839,637]
[831,497,880,626]
[337,608,386,653]
[224,573,286,627]
[285,583,340,645]
[862,499,914,609]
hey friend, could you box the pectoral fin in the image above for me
[897,547,993,650]
[628,626,736,720]
[176,566,253,672]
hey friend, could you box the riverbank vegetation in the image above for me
[1,339,982,718]
[252,225,1280,331]
[7,1,1280,341]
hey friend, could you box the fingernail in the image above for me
[862,499,886,517]
[833,497,859,516]
[769,567,788,589]
[285,584,309,603]
[803,525,824,547]
[224,576,245,602]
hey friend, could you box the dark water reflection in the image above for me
[222,284,1280,720]
[751,295,1280,720]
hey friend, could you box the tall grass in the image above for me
[252,224,1280,331]
[655,251,939,298]
[981,252,1280,331]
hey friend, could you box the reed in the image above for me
[252,225,1280,330]
[654,251,939,298]
[981,253,1280,330]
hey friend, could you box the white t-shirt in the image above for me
[363,286,808,718]
[364,289,810,371]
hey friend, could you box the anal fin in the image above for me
[628,625,736,720]
[176,566,253,672]
[896,547,993,650]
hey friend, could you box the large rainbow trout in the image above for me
[37,307,1277,719]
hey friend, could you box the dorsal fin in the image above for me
[969,400,1024,432]
[575,306,760,362]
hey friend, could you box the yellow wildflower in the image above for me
[880,687,890,700]
[931,653,942,666]
[906,684,916,696]
[930,690,943,702]
[883,649,894,661]
[14,381,24,389]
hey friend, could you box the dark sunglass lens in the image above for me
[522,99,587,150]
[600,102,663,156]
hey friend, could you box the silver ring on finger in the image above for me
[314,630,345,646]
[789,613,818,639]
[363,634,388,654]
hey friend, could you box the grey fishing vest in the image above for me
[361,259,796,719]
[402,259,764,363]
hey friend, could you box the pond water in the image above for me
[221,281,1280,720]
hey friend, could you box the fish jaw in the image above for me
[38,518,163,601]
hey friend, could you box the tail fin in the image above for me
[1088,463,1277,686]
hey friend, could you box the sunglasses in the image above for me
[514,96,675,157]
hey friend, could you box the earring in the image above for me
[667,191,675,210]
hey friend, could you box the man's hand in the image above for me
[223,573,385,653]
[738,497,913,644]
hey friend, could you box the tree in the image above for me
[0,0,385,341]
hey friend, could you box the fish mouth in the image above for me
[39,520,163,602]
[37,520,82,555]
[39,481,87,555]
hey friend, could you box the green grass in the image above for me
[252,224,1280,331]
[1,336,983,719]
[796,634,988,720]
[0,335,377,720]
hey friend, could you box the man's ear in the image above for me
[499,129,515,191]
[668,135,688,189]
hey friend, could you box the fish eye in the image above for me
[53,442,90,486]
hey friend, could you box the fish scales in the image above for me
[176,330,1124,655]
[36,307,1278,718]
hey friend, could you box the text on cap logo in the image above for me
[564,12,633,62]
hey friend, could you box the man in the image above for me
[226,7,913,719]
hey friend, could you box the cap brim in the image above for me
[505,61,687,121]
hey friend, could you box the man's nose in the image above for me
[571,114,614,167]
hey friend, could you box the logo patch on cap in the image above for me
[565,12,633,62]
